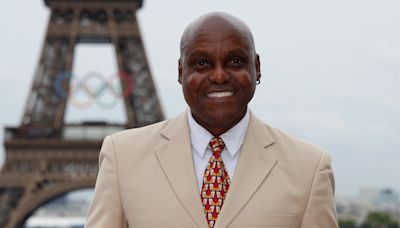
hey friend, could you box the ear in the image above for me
[178,59,183,84]
[255,54,261,81]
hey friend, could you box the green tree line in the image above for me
[339,212,399,228]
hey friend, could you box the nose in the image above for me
[209,64,229,83]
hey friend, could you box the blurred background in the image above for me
[0,0,399,227]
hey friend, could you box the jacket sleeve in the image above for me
[300,151,339,228]
[85,136,128,228]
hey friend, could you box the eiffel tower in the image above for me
[0,0,164,227]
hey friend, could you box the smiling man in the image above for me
[178,14,259,137]
[86,12,339,228]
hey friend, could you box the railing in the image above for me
[62,124,124,140]
[4,123,125,141]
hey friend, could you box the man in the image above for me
[85,12,338,228]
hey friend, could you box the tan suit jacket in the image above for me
[85,111,338,228]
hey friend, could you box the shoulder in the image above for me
[110,119,168,143]
[249,113,329,166]
[110,111,186,142]
[102,112,187,161]
[269,124,325,155]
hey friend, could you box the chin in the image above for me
[207,110,242,126]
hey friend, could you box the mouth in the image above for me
[206,91,234,98]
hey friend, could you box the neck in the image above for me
[191,109,247,137]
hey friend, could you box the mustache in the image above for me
[203,85,236,93]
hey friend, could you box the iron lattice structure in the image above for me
[0,0,164,227]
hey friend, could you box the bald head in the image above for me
[180,12,256,58]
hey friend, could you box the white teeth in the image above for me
[207,91,234,98]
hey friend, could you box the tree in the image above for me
[360,211,400,228]
[339,219,357,228]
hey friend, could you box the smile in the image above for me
[207,91,234,98]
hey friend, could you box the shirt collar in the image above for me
[187,108,250,158]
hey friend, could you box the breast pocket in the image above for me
[250,213,297,227]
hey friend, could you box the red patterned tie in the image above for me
[201,137,231,228]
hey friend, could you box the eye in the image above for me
[228,56,244,67]
[192,59,210,70]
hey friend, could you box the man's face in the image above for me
[179,21,260,135]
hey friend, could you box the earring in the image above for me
[256,73,261,85]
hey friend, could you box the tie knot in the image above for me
[209,137,225,155]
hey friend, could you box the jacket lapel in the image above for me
[155,112,209,228]
[215,113,278,228]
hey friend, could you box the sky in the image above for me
[0,0,399,197]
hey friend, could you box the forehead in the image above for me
[182,25,253,58]
[181,15,255,56]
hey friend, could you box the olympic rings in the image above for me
[54,70,133,110]
[54,71,76,98]
[71,71,101,109]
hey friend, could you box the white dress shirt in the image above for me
[187,109,250,191]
